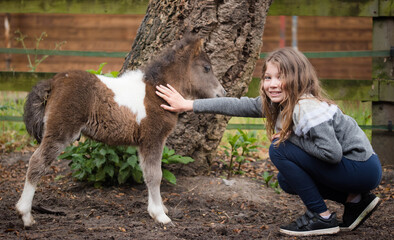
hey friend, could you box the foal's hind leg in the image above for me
[16,138,71,227]
[139,143,171,224]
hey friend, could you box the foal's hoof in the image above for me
[16,208,36,228]
[158,221,176,228]
[20,214,36,228]
[154,213,172,225]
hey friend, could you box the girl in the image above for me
[155,47,382,237]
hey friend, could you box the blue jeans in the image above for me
[269,140,382,214]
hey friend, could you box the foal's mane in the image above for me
[143,35,201,85]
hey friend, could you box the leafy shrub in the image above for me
[58,139,194,187]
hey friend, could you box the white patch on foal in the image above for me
[97,70,146,124]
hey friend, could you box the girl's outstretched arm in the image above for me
[157,84,263,117]
[155,84,194,112]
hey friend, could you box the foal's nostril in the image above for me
[216,89,226,98]
[215,88,226,98]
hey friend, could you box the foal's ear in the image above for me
[192,39,204,57]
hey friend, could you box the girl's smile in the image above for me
[263,62,285,103]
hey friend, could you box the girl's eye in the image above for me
[264,76,271,80]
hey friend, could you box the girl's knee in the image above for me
[277,173,296,195]
[269,141,286,164]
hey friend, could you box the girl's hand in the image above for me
[271,131,291,141]
[271,133,281,141]
[155,84,194,112]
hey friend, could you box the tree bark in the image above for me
[121,0,272,175]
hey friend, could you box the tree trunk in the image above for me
[120,0,272,175]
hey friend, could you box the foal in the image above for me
[16,36,226,227]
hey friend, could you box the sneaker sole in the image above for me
[340,196,381,231]
[280,226,340,237]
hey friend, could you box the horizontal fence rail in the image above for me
[1,48,391,59]
[0,48,128,58]
[260,50,391,59]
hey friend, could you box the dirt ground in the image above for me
[0,151,393,240]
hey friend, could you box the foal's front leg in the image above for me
[139,143,171,224]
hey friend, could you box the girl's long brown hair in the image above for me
[260,47,333,145]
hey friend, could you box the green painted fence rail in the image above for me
[1,48,391,59]
[0,48,128,58]
[0,116,23,122]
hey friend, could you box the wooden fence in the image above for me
[0,0,393,164]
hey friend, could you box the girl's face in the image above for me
[263,62,285,103]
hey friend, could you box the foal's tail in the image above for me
[24,79,52,144]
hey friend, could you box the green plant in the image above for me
[15,30,66,72]
[161,146,194,184]
[262,171,273,187]
[222,129,262,179]
[262,171,281,194]
[86,62,119,77]
[270,180,281,194]
[235,129,261,173]
[222,133,241,179]
[59,139,194,187]
[59,139,142,187]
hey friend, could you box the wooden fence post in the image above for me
[372,17,394,166]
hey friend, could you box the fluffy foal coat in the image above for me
[16,36,225,227]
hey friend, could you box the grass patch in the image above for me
[337,100,372,141]
[0,91,36,153]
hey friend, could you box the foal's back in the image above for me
[45,70,144,146]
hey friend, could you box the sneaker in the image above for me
[340,192,381,231]
[279,210,340,236]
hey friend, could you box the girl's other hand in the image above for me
[155,84,194,112]
[271,131,291,141]
[271,133,281,141]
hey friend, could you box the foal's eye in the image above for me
[203,65,211,73]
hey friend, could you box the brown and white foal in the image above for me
[16,36,225,227]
